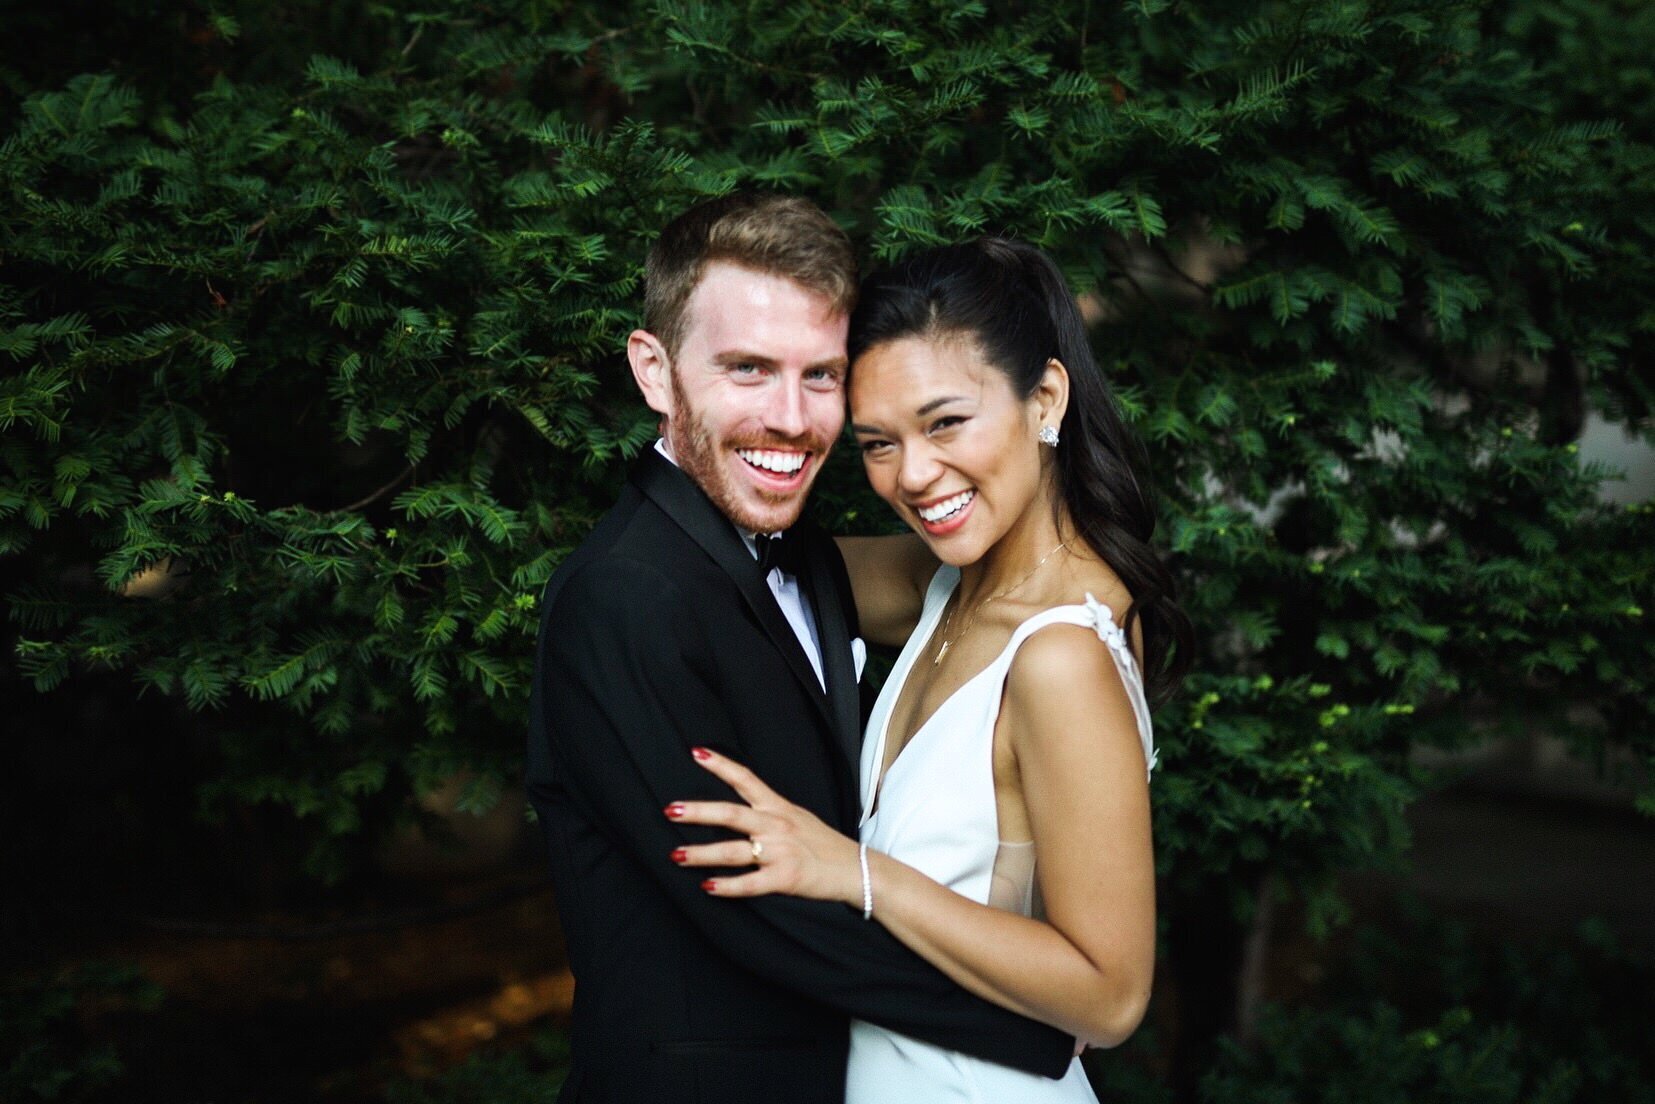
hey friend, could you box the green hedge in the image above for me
[1194,911,1655,1104]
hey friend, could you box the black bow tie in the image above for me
[754,532,805,577]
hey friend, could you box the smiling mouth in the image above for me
[736,448,810,479]
[916,490,975,523]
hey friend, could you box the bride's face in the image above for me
[850,334,1053,566]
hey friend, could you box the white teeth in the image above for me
[738,449,807,474]
[918,491,975,523]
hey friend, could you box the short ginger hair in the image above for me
[643,193,858,357]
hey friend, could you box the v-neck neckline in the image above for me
[863,569,1091,822]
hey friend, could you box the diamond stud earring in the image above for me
[1038,425,1060,447]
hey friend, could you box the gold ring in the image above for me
[749,837,765,862]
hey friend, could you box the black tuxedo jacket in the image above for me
[526,452,1071,1103]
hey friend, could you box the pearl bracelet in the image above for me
[859,842,873,920]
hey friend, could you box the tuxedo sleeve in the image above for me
[529,555,1073,1077]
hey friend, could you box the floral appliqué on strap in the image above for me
[1082,593,1159,778]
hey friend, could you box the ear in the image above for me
[1032,358,1070,436]
[627,329,674,420]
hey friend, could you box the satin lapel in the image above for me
[798,531,861,770]
[633,454,835,726]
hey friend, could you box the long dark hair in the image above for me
[848,237,1192,706]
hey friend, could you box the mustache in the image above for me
[730,434,833,453]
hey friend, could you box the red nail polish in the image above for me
[664,803,686,818]
[671,848,687,864]
[691,746,712,760]
[701,879,718,893]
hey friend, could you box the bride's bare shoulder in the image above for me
[1066,560,1141,661]
[1000,618,1141,761]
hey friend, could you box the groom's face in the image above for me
[652,262,849,534]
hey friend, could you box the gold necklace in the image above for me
[933,541,1069,666]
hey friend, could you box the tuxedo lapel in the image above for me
[633,453,836,729]
[797,531,860,770]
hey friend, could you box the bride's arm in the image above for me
[862,627,1155,1046]
[668,625,1156,1049]
[833,533,937,648]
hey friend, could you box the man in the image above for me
[526,194,1072,1103]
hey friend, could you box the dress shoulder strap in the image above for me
[921,563,962,616]
[994,594,1158,780]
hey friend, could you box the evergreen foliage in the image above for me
[1194,912,1655,1104]
[2,0,1651,1065]
[0,963,162,1102]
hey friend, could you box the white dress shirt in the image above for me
[654,439,825,689]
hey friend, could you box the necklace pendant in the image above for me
[933,640,950,666]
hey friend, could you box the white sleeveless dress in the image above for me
[847,565,1157,1104]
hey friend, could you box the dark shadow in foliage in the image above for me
[382,1025,570,1104]
[1,963,162,1104]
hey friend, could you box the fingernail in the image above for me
[671,848,687,864]
[691,746,712,760]
[664,803,686,818]
[701,879,718,893]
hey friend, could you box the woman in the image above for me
[668,237,1192,1101]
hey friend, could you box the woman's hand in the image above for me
[666,747,864,906]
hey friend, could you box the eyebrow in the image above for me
[850,395,971,435]
[916,395,970,416]
[711,351,779,368]
[711,351,849,373]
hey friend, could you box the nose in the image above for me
[763,376,809,439]
[897,439,943,498]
